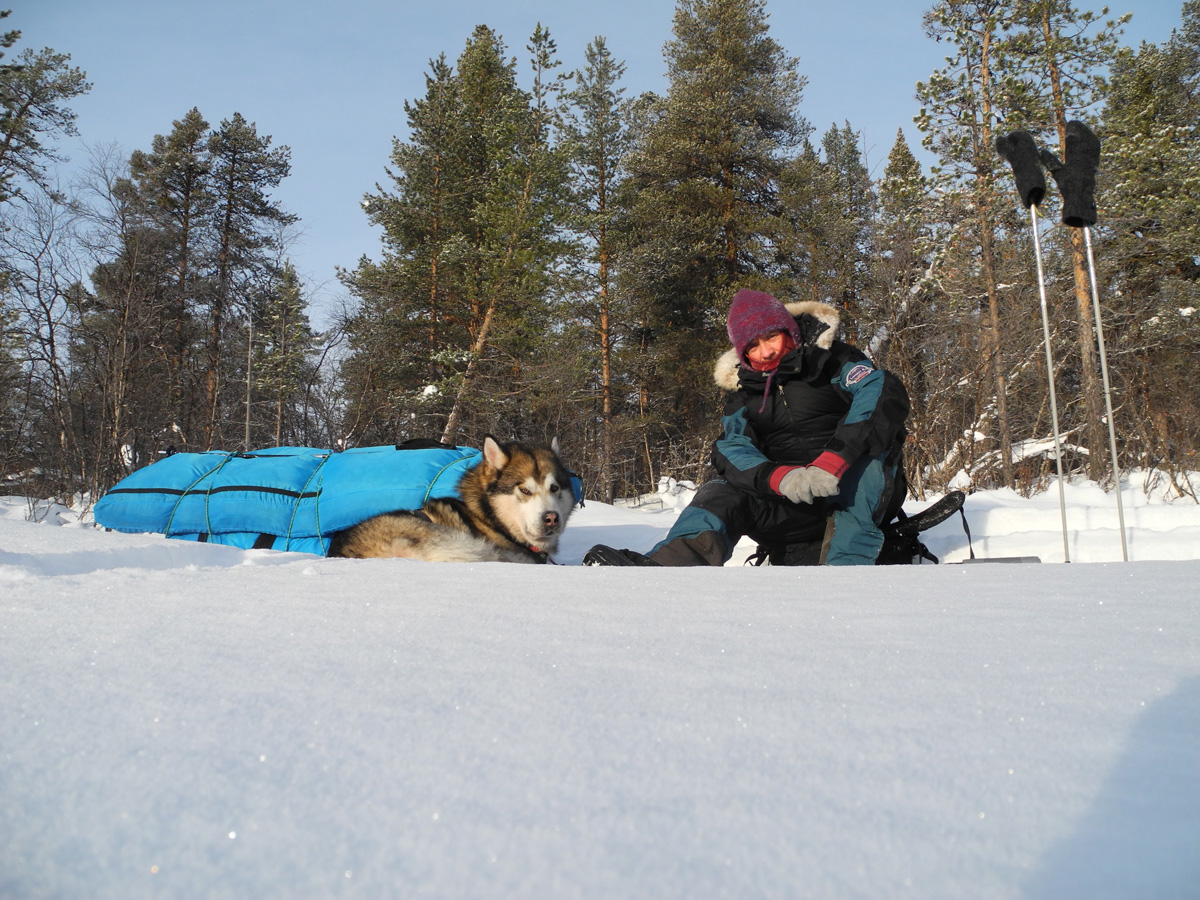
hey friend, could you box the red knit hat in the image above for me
[726,290,801,365]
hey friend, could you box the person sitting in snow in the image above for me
[585,289,911,567]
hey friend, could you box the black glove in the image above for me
[994,131,1046,209]
[1038,120,1101,227]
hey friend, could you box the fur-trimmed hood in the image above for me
[713,300,841,391]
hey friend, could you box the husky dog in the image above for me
[328,436,575,563]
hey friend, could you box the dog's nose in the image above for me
[542,511,559,530]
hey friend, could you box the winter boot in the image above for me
[583,544,662,567]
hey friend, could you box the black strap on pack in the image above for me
[396,439,454,451]
[958,507,976,560]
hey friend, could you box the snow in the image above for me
[2,479,1199,899]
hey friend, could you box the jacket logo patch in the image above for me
[845,364,874,386]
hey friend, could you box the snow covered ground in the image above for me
[2,477,1198,899]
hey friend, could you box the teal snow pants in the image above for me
[647,449,903,566]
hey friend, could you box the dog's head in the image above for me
[480,435,576,554]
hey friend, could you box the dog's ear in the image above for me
[482,435,509,470]
[551,437,561,457]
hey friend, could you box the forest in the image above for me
[1,0,1197,506]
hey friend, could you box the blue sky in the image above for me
[20,0,1183,326]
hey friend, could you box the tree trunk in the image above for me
[439,156,536,446]
[440,296,497,446]
[599,231,614,504]
[1069,226,1105,479]
[975,28,1015,488]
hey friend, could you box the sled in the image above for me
[956,557,1042,564]
[93,443,484,556]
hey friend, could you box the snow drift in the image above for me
[2,479,1198,899]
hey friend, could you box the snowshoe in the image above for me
[877,491,968,565]
[891,490,966,537]
[583,544,662,567]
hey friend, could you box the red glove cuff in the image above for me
[810,452,849,478]
[769,465,802,494]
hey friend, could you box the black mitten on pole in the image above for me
[995,131,1046,208]
[1038,120,1101,227]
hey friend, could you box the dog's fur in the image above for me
[327,436,575,563]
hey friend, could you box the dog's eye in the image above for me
[519,487,532,496]
[550,483,559,493]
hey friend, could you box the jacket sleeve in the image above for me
[710,395,788,496]
[817,355,910,474]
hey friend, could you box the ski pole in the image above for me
[1042,121,1127,562]
[1029,204,1071,563]
[1083,225,1129,561]
[997,130,1071,562]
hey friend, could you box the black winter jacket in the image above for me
[710,300,910,497]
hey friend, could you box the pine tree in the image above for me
[777,122,874,346]
[0,15,91,487]
[205,113,296,447]
[619,0,808,437]
[878,130,931,263]
[777,138,822,299]
[0,13,91,202]
[813,123,874,342]
[117,109,299,451]
[342,27,571,446]
[917,0,1028,488]
[1098,0,1200,483]
[341,53,464,440]
[125,107,213,437]
[561,37,632,501]
[872,130,938,493]
[253,261,315,446]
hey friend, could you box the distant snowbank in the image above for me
[4,468,1197,569]
[590,469,1200,566]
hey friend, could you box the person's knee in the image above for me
[689,479,744,515]
[825,511,884,565]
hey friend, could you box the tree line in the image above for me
[1,0,1196,507]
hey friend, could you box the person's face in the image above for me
[745,331,789,367]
